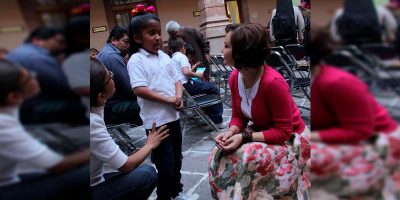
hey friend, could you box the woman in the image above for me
[208,23,310,200]
[309,28,399,200]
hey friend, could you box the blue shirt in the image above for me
[6,43,75,100]
[97,43,136,104]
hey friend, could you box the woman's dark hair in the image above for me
[107,26,129,43]
[230,23,270,69]
[225,23,240,33]
[0,60,23,105]
[308,27,336,66]
[128,13,160,56]
[90,59,107,107]
[168,38,186,53]
[25,26,64,43]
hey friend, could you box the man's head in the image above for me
[166,21,183,39]
[26,26,65,54]
[168,38,186,54]
[107,26,129,56]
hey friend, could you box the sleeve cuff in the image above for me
[108,149,128,170]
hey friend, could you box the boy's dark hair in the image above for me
[0,60,23,105]
[90,59,107,107]
[168,38,186,53]
[225,23,241,33]
[107,26,129,43]
[231,23,270,69]
[128,13,160,56]
[25,26,64,43]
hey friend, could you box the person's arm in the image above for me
[295,7,305,41]
[260,79,294,144]
[48,149,89,173]
[182,66,203,79]
[133,86,177,105]
[119,123,169,173]
[193,28,210,61]
[379,6,397,43]
[269,9,276,43]
[317,78,374,144]
[330,9,343,43]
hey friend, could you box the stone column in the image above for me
[197,0,230,56]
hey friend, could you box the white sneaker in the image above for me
[174,193,191,200]
[215,121,229,129]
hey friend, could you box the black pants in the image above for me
[104,100,142,126]
[146,120,182,199]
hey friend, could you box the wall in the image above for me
[90,0,111,50]
[0,0,29,51]
[246,0,275,27]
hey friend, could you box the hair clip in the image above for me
[131,4,156,17]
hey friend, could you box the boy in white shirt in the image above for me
[170,38,227,129]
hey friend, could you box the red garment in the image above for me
[311,65,397,144]
[228,65,305,144]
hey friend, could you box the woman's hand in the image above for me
[215,130,234,147]
[147,123,169,150]
[222,134,243,152]
[310,131,321,142]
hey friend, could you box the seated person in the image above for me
[90,60,169,200]
[169,38,228,129]
[97,26,142,126]
[209,23,310,199]
[6,26,86,124]
[0,59,89,200]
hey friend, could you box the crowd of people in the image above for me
[0,0,399,199]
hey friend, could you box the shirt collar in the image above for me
[139,48,159,57]
[26,43,50,55]
[90,106,104,118]
[0,106,20,120]
[106,43,122,55]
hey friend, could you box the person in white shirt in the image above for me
[0,59,89,200]
[127,9,185,199]
[169,38,228,129]
[90,59,168,200]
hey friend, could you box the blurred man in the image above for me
[6,26,87,124]
[331,0,397,45]
[97,26,142,125]
[269,0,305,46]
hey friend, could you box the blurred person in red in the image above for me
[0,59,89,200]
[309,28,400,200]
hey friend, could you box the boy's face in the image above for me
[180,46,186,54]
[135,19,162,54]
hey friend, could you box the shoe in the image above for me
[215,121,229,129]
[174,193,191,200]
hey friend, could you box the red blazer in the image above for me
[311,65,397,144]
[229,65,305,144]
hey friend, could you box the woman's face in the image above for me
[221,31,234,66]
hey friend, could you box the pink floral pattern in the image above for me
[311,143,385,198]
[208,129,310,200]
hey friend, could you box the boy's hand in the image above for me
[147,122,169,150]
[165,96,178,106]
[192,61,201,71]
[175,98,184,111]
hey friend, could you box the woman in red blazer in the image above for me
[309,28,399,199]
[208,23,310,200]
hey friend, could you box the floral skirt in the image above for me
[208,129,310,200]
[377,127,400,200]
[310,143,385,198]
